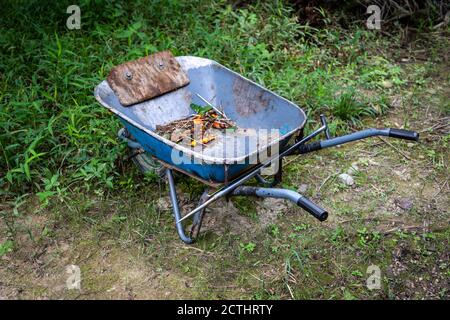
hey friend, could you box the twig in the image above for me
[285,282,295,300]
[180,245,215,256]
[338,217,376,224]
[432,179,448,199]
[249,273,263,283]
[338,217,404,224]
[419,121,450,133]
[377,137,411,160]
[283,154,302,167]
[318,172,338,192]
[383,225,425,235]
[382,222,450,235]
[433,11,450,29]
[196,93,230,120]
[370,184,384,194]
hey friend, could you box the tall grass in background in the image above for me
[0,0,400,199]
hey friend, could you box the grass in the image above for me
[0,0,449,300]
[1,0,400,198]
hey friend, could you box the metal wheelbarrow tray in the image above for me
[95,55,419,244]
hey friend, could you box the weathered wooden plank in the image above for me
[107,51,190,106]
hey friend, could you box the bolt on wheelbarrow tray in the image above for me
[94,54,419,244]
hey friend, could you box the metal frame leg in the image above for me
[166,168,195,244]
[189,188,209,239]
[254,158,283,187]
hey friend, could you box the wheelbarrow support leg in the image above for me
[231,186,328,222]
[189,188,209,240]
[166,169,195,244]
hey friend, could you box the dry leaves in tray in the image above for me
[155,104,235,147]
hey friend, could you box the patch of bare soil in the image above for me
[386,241,449,299]
[186,196,292,235]
[0,232,198,299]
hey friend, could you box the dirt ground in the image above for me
[1,48,449,300]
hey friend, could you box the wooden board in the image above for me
[107,51,190,106]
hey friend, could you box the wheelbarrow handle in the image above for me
[388,128,419,141]
[231,186,328,222]
[297,196,328,222]
[297,128,419,154]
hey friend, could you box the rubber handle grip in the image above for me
[389,129,419,141]
[297,196,328,221]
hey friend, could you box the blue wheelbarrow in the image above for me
[95,56,419,244]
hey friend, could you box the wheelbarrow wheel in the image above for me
[130,150,166,178]
[122,128,165,178]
